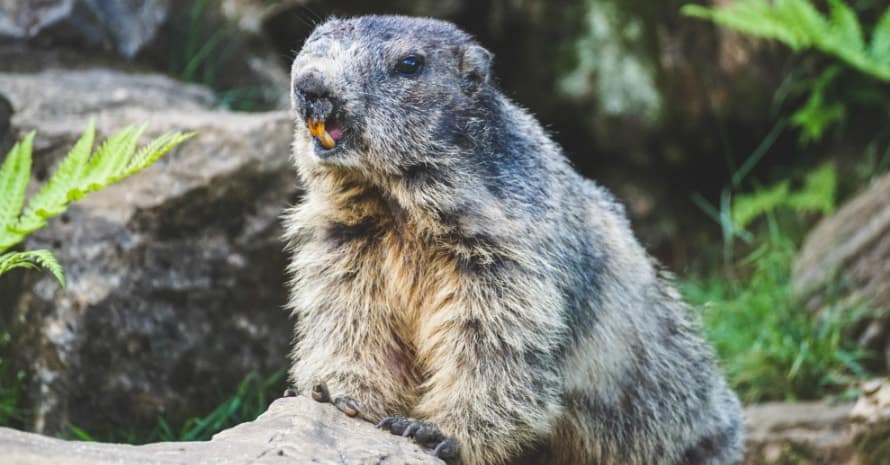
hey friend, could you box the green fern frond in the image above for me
[0,250,65,287]
[122,131,195,179]
[787,164,836,214]
[16,121,96,233]
[790,66,846,143]
[0,123,194,286]
[682,0,890,81]
[82,125,144,193]
[732,181,791,230]
[731,164,836,230]
[0,132,34,250]
[872,9,890,66]
[827,0,864,53]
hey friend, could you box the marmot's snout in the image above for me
[293,70,346,153]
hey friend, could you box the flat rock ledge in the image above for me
[3,384,890,465]
[0,396,445,465]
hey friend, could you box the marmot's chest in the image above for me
[332,216,460,382]
[374,226,459,341]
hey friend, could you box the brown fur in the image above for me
[285,15,743,465]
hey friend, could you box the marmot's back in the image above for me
[285,15,743,465]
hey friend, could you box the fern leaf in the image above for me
[82,126,140,193]
[782,0,828,43]
[682,1,806,49]
[108,124,146,180]
[0,249,65,286]
[827,0,864,53]
[787,164,836,214]
[732,181,791,230]
[16,120,96,233]
[871,8,890,66]
[683,0,890,81]
[120,131,195,180]
[0,132,34,252]
[790,66,845,143]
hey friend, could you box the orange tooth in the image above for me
[308,120,336,149]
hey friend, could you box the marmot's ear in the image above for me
[460,45,493,94]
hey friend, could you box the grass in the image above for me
[0,331,26,429]
[66,370,285,443]
[680,217,870,403]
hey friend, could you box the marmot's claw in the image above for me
[310,383,366,419]
[332,396,361,417]
[310,383,331,403]
[378,416,461,464]
[433,437,462,463]
[281,387,298,398]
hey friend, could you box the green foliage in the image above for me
[790,66,847,143]
[681,223,869,402]
[731,164,836,229]
[0,122,193,286]
[67,371,284,444]
[0,332,26,429]
[683,0,890,143]
[682,0,890,80]
[154,371,284,442]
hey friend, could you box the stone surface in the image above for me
[744,385,890,465]
[4,393,890,465]
[0,67,298,436]
[0,0,170,58]
[0,396,445,465]
[793,172,890,370]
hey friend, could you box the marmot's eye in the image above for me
[395,55,424,76]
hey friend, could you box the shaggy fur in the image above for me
[285,15,744,465]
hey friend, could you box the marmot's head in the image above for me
[290,16,495,187]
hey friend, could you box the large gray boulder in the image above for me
[0,67,298,436]
[0,0,170,58]
[0,396,445,465]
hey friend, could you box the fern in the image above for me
[0,122,194,286]
[731,164,836,229]
[683,0,890,142]
[0,251,65,287]
[683,0,890,81]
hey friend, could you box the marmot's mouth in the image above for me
[307,116,345,151]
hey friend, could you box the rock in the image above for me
[136,0,291,111]
[793,172,890,370]
[744,401,856,464]
[744,392,890,465]
[0,396,445,465]
[4,393,890,465]
[0,0,170,58]
[0,67,298,436]
[851,378,890,426]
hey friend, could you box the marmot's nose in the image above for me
[293,70,330,101]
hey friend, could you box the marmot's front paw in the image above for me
[378,416,462,464]
[310,382,364,419]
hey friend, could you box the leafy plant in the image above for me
[66,371,284,443]
[682,0,890,80]
[683,0,890,143]
[0,331,26,429]
[154,371,284,442]
[731,163,836,229]
[0,122,193,286]
[681,220,869,402]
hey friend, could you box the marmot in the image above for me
[285,15,744,465]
